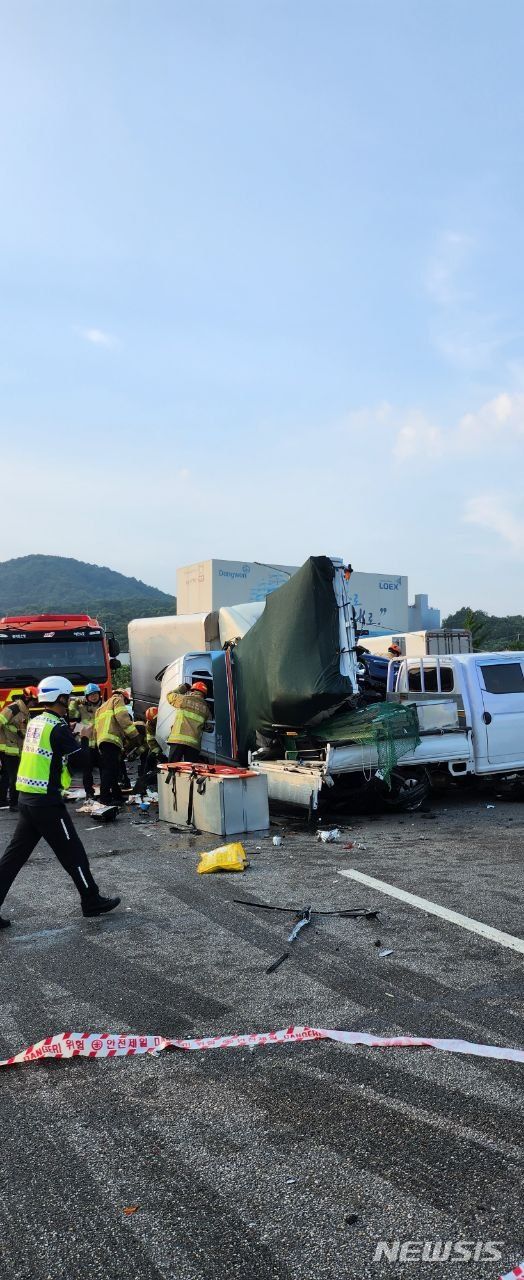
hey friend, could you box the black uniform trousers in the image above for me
[135,749,166,796]
[0,754,19,808]
[80,739,98,798]
[0,802,99,909]
[119,757,131,790]
[98,742,124,805]
[168,744,201,764]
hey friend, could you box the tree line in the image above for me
[443,607,524,652]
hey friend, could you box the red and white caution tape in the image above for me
[500,1266,524,1280]
[2,1024,524,1068]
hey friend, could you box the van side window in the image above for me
[440,667,454,692]
[481,663,524,694]
[407,668,422,691]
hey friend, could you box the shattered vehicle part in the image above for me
[265,952,290,974]
[287,908,312,943]
[233,897,378,919]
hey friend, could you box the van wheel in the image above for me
[380,768,431,812]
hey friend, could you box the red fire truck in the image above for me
[0,614,120,709]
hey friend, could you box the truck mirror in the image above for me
[107,632,121,658]
[110,657,121,671]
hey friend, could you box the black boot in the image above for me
[82,894,121,918]
[0,916,11,930]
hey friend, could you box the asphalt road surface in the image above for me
[1,791,524,1280]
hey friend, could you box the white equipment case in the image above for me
[158,764,269,836]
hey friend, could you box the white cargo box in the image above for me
[158,764,269,836]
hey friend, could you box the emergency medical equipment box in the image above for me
[158,763,269,835]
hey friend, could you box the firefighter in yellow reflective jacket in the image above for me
[0,687,38,811]
[94,690,141,805]
[69,683,102,799]
[134,706,167,796]
[166,681,212,764]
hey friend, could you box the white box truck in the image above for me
[129,602,264,719]
[360,629,472,657]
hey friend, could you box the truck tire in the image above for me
[379,767,431,812]
[495,775,524,801]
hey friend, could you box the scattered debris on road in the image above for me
[197,842,247,874]
[234,897,378,920]
[265,952,289,974]
[76,800,119,822]
[287,907,312,942]
[234,897,379,972]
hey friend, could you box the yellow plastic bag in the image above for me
[197,842,247,874]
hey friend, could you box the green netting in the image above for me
[310,701,421,787]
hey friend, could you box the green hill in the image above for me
[0,555,176,648]
[443,606,524,651]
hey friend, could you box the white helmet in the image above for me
[37,676,74,703]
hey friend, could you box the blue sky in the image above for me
[2,0,524,614]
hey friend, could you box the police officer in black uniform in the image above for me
[0,675,120,930]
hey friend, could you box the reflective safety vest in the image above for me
[0,699,29,756]
[167,692,210,748]
[146,723,161,756]
[94,696,139,750]
[69,698,97,744]
[17,712,72,796]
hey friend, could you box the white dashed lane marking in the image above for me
[338,867,524,954]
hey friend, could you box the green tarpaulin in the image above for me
[233,556,354,760]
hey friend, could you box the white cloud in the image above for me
[80,327,118,349]
[393,411,445,461]
[392,391,524,461]
[433,326,512,373]
[458,391,524,447]
[463,494,524,557]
